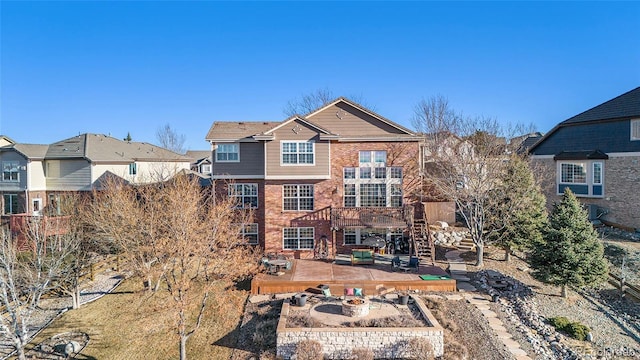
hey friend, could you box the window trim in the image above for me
[283,227,314,250]
[241,223,259,245]
[216,143,240,163]
[3,193,19,214]
[229,183,259,209]
[128,163,137,176]
[282,184,314,211]
[280,141,315,166]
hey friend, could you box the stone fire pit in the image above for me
[342,298,370,317]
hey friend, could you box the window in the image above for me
[557,161,604,197]
[344,184,356,207]
[390,167,402,179]
[201,164,211,174]
[3,194,19,214]
[344,168,356,179]
[216,143,239,162]
[374,167,386,179]
[359,151,386,166]
[283,227,314,250]
[391,184,403,207]
[2,161,19,182]
[229,183,258,208]
[374,151,387,164]
[359,167,371,179]
[283,185,314,211]
[129,163,137,176]
[359,151,371,164]
[241,223,259,245]
[282,141,314,165]
[344,229,357,245]
[360,184,387,207]
[631,119,640,141]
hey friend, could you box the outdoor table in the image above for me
[267,259,288,273]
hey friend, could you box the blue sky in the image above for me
[1,1,639,151]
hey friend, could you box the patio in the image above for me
[251,254,456,295]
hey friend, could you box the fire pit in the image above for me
[342,298,370,317]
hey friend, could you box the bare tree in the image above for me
[416,95,516,267]
[284,88,374,117]
[89,174,259,359]
[156,123,186,154]
[0,218,74,360]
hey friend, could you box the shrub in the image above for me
[442,340,468,360]
[406,337,434,360]
[351,347,374,360]
[548,316,590,341]
[295,339,323,360]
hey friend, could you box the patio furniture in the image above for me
[391,256,401,270]
[351,249,375,265]
[398,256,420,272]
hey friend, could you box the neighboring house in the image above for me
[185,150,212,176]
[0,133,191,217]
[529,86,640,229]
[206,98,422,258]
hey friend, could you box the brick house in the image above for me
[206,98,426,259]
[529,86,640,229]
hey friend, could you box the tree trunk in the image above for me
[16,343,26,360]
[561,284,568,298]
[504,246,511,262]
[180,335,187,360]
[72,285,81,309]
[475,244,484,267]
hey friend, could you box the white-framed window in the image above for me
[3,194,19,214]
[283,184,314,211]
[631,119,640,141]
[359,151,386,166]
[344,184,356,207]
[557,161,604,197]
[359,167,371,179]
[391,184,403,207]
[390,167,402,179]
[344,229,358,245]
[129,163,137,176]
[241,223,259,245]
[229,183,258,208]
[281,141,314,165]
[2,161,19,182]
[360,184,387,207]
[201,164,211,174]
[283,227,314,250]
[344,168,356,179]
[216,143,240,162]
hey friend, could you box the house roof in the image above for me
[0,143,50,159]
[529,87,640,153]
[185,150,211,164]
[205,122,280,142]
[561,87,640,125]
[46,134,190,162]
[553,150,609,160]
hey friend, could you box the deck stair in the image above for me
[456,235,475,251]
[411,219,435,264]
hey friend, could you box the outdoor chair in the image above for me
[408,257,420,271]
[321,288,339,302]
[391,256,401,270]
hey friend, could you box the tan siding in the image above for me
[265,120,330,178]
[307,103,407,136]
[213,142,264,176]
[45,159,92,190]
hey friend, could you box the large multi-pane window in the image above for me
[359,150,386,166]
[391,184,403,207]
[283,185,314,211]
[216,143,240,162]
[3,194,19,214]
[282,141,314,165]
[360,184,387,207]
[229,183,258,208]
[283,227,314,250]
[2,161,19,182]
[344,184,356,207]
[241,223,259,245]
[560,163,587,183]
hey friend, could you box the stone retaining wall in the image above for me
[276,296,444,359]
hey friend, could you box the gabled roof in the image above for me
[304,97,416,136]
[530,87,640,153]
[46,134,189,163]
[205,122,279,142]
[0,143,49,159]
[185,150,211,163]
[561,87,640,125]
[262,115,335,136]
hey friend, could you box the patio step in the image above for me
[456,237,475,251]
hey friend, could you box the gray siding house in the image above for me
[529,87,640,229]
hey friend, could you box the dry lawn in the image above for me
[24,277,248,360]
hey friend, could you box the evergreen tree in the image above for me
[487,156,547,261]
[124,132,132,142]
[529,189,608,298]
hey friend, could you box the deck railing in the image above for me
[330,206,414,230]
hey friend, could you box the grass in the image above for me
[24,277,248,360]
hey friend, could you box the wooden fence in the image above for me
[423,202,455,224]
[608,272,640,302]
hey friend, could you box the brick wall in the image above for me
[532,155,640,229]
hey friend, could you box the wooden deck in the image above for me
[251,255,456,295]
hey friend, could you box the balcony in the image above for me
[330,206,414,230]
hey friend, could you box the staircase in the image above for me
[456,235,475,251]
[411,219,435,264]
